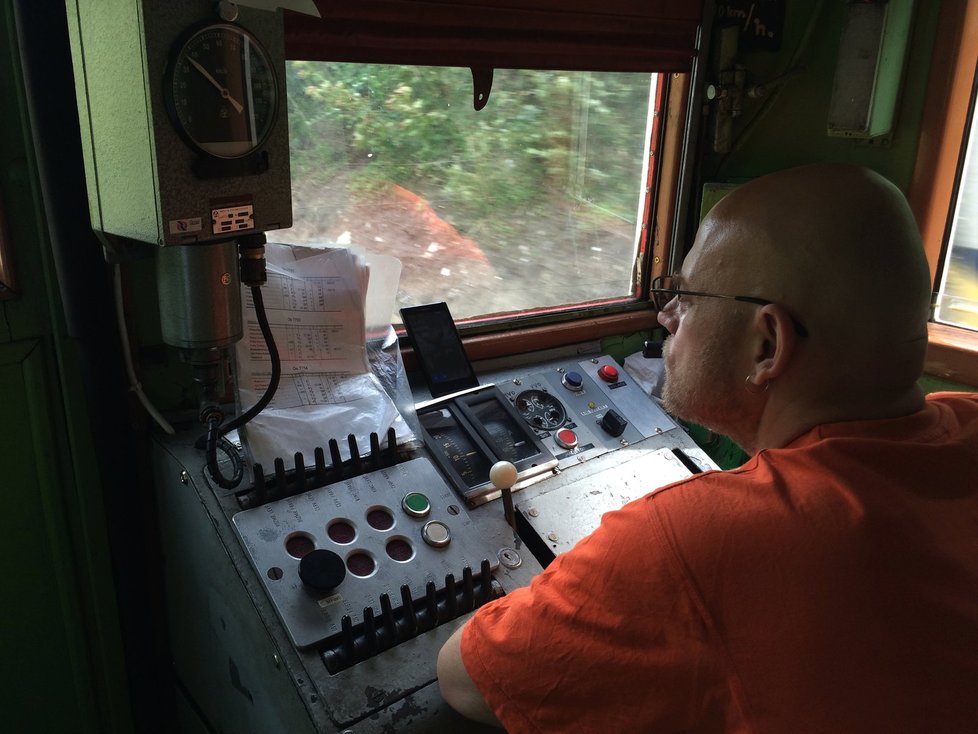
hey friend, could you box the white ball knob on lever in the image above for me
[490,460,519,538]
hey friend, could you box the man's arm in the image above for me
[436,622,503,727]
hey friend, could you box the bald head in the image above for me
[700,164,930,390]
[662,164,932,451]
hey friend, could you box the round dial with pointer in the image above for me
[514,389,567,430]
[419,407,493,490]
[164,23,278,159]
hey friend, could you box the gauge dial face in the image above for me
[164,23,278,159]
[419,407,493,489]
[468,399,538,463]
[514,389,567,430]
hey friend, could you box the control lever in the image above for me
[489,460,520,547]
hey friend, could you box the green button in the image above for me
[402,492,431,518]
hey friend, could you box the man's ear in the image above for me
[750,303,797,386]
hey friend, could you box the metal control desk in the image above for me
[153,345,715,732]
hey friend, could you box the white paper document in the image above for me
[235,244,413,471]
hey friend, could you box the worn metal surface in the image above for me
[153,346,717,731]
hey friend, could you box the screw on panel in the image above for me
[180,471,189,485]
[547,532,558,542]
[272,653,281,669]
[527,508,539,517]
[217,1,239,22]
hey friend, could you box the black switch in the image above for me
[643,340,663,358]
[299,549,346,591]
[600,409,627,437]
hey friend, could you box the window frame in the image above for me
[909,0,978,387]
[402,70,691,366]
[282,4,705,365]
[285,64,682,352]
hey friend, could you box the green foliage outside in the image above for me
[286,62,654,229]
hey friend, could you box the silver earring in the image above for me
[744,374,769,394]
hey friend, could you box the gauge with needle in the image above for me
[164,22,278,159]
[187,56,244,114]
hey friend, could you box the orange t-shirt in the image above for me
[462,393,978,733]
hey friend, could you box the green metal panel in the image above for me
[0,4,132,731]
[700,0,941,191]
[64,0,162,250]
[66,0,292,255]
[919,375,978,394]
[0,340,101,732]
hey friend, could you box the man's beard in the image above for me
[660,334,758,452]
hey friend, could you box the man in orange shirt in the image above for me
[437,164,978,732]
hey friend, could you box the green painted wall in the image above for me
[702,0,938,190]
[0,4,132,732]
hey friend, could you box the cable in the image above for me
[114,263,175,435]
[205,415,245,489]
[221,286,281,434]
[203,239,281,488]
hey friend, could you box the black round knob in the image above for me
[298,549,346,591]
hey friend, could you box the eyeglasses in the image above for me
[650,275,809,337]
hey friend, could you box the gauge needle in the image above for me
[188,57,244,114]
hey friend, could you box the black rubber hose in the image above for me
[205,286,281,488]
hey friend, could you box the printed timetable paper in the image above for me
[234,243,412,472]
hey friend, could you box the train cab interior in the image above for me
[3,0,978,731]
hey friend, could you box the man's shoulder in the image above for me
[641,455,774,511]
[583,461,775,559]
[631,446,844,546]
[926,390,978,414]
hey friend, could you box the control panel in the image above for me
[418,354,679,505]
[497,354,676,472]
[152,348,716,732]
[232,457,500,669]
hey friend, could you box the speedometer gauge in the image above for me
[164,23,278,159]
[416,385,559,504]
[468,398,538,463]
[419,407,493,489]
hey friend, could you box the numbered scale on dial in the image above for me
[164,22,279,159]
[416,385,558,504]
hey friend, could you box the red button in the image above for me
[555,429,578,450]
[597,365,619,382]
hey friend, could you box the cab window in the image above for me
[281,62,663,326]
